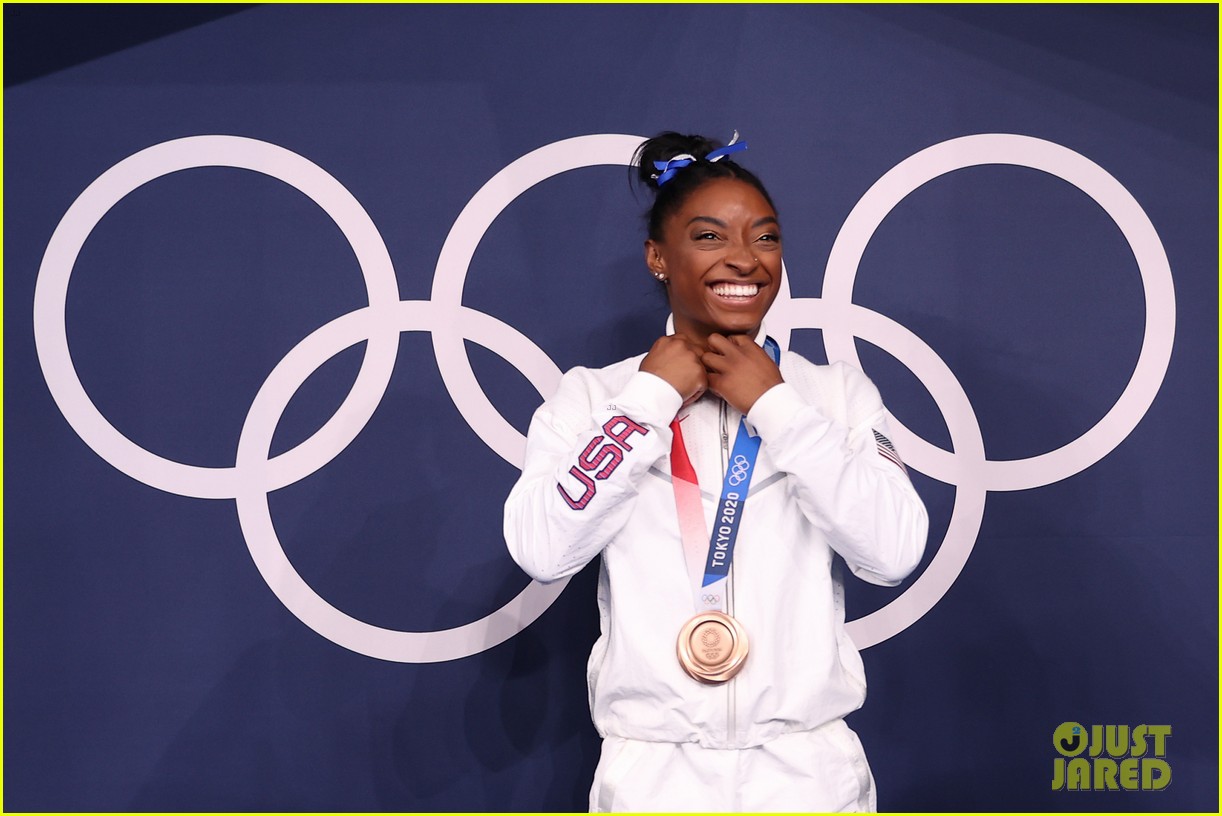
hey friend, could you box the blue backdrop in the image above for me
[4,5,1217,811]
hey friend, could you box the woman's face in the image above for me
[645,178,782,345]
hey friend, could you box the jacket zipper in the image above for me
[720,400,737,746]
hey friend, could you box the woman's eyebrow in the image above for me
[684,215,780,229]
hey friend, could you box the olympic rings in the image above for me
[33,132,1174,660]
[726,454,752,487]
[33,136,402,499]
[769,134,1175,648]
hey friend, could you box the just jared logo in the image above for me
[1051,722,1171,791]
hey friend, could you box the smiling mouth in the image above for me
[710,282,762,301]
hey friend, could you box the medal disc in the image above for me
[676,611,749,683]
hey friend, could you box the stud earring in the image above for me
[653,272,666,281]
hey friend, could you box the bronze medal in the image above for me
[676,610,749,684]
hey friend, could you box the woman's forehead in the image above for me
[671,178,777,221]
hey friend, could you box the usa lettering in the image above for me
[557,415,648,510]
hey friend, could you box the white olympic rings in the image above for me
[727,455,752,487]
[34,132,1174,660]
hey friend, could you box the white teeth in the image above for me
[712,283,760,298]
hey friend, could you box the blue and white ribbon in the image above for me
[652,130,748,186]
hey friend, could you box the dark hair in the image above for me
[632,131,777,241]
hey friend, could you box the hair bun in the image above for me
[634,132,723,190]
[631,129,773,240]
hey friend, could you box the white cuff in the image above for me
[608,370,683,428]
[747,382,812,441]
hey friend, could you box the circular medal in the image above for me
[676,611,749,684]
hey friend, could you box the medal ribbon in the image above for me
[669,338,780,613]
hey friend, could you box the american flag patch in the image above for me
[873,429,907,474]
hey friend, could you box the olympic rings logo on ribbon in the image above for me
[726,454,752,487]
[701,594,722,605]
[33,133,1175,661]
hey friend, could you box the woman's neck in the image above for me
[671,322,760,353]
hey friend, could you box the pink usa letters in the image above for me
[557,416,649,510]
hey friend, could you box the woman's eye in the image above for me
[757,233,781,243]
[695,231,719,240]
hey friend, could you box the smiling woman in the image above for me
[503,131,929,812]
[646,175,782,336]
[641,174,785,414]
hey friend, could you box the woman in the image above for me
[504,131,928,812]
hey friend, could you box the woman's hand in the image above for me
[640,334,709,407]
[702,334,784,415]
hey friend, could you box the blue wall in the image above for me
[5,5,1216,811]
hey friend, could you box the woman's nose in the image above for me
[723,241,757,274]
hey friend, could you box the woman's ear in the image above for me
[645,239,666,280]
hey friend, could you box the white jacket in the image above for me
[504,339,928,751]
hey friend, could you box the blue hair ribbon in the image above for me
[652,155,695,186]
[651,131,748,187]
[705,139,748,163]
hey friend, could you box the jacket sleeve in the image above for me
[503,366,682,583]
[746,362,928,586]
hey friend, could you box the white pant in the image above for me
[589,720,877,812]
